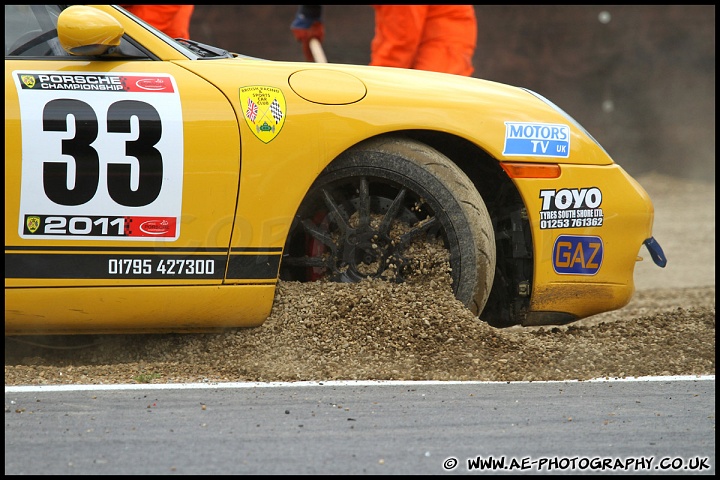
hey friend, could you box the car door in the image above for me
[5,5,241,291]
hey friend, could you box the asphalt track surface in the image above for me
[5,376,715,475]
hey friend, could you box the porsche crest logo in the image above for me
[239,86,286,144]
[21,74,36,88]
[26,216,40,233]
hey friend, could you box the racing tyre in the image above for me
[281,136,496,315]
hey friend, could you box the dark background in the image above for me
[189,5,715,182]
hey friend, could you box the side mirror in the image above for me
[57,5,124,56]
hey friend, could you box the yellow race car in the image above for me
[4,5,666,335]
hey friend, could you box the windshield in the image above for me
[114,5,233,59]
[5,5,65,57]
[5,4,148,58]
[4,5,233,60]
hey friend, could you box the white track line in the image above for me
[4,375,714,393]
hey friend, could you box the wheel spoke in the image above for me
[301,218,335,249]
[378,187,407,235]
[395,216,439,249]
[321,188,350,234]
[357,177,371,228]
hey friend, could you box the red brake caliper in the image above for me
[306,211,328,280]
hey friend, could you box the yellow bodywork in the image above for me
[4,5,658,334]
[519,164,654,321]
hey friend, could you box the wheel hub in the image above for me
[338,227,396,281]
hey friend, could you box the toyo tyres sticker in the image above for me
[13,71,184,241]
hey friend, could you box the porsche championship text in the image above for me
[29,74,124,91]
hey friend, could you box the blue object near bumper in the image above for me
[643,237,667,268]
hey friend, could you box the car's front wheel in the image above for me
[280,136,496,315]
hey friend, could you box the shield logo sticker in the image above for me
[20,74,36,88]
[26,216,40,233]
[239,86,286,144]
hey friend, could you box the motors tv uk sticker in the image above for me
[503,121,570,158]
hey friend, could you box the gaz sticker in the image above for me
[503,122,570,158]
[553,235,603,275]
[13,71,184,241]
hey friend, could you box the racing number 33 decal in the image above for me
[13,71,184,241]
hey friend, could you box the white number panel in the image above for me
[13,70,184,241]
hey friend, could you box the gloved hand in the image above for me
[291,6,324,62]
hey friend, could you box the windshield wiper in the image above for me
[176,38,232,59]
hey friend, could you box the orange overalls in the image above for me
[370,5,477,76]
[122,5,195,39]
